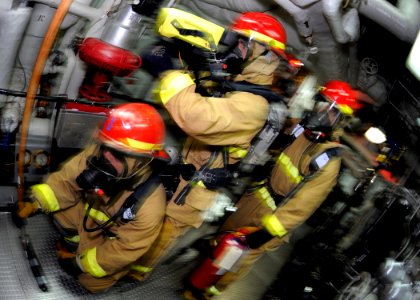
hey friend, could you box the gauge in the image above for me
[33,150,50,169]
[16,150,32,167]
[24,150,32,166]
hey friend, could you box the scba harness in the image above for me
[172,98,288,206]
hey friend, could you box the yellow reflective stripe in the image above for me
[195,180,206,188]
[239,30,285,50]
[228,146,248,159]
[156,71,195,105]
[80,247,107,278]
[31,184,60,213]
[276,153,303,183]
[84,204,111,223]
[64,235,80,243]
[256,187,276,211]
[206,286,221,296]
[125,137,163,151]
[336,104,354,115]
[262,215,287,237]
[130,264,153,273]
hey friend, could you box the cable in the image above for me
[0,88,117,108]
[0,88,67,102]
[337,272,372,300]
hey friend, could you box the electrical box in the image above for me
[54,108,108,149]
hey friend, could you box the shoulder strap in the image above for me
[221,81,286,103]
[276,146,343,207]
[118,173,161,223]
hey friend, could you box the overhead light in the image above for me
[364,127,387,144]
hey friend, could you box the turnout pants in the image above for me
[53,201,131,293]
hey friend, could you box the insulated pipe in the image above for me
[273,0,312,39]
[290,0,319,6]
[17,0,74,202]
[185,0,274,25]
[322,0,360,43]
[57,49,77,95]
[34,0,103,21]
[0,7,32,105]
[17,3,56,89]
[358,0,420,44]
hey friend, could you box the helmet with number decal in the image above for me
[98,103,169,160]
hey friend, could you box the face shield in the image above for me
[76,143,153,196]
[90,145,152,179]
[302,94,344,141]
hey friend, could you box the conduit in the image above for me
[17,0,74,202]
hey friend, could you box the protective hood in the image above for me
[234,42,280,85]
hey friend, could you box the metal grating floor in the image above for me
[0,212,194,300]
[0,210,299,300]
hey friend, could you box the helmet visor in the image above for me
[89,144,153,180]
[311,100,342,129]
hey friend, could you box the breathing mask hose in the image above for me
[83,200,118,233]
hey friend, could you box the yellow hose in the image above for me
[17,0,74,202]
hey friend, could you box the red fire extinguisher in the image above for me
[188,228,254,292]
[186,227,274,297]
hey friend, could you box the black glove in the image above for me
[58,257,83,277]
[142,43,174,78]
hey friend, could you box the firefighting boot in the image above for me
[52,219,79,257]
[182,288,216,300]
[123,263,154,282]
[56,239,76,259]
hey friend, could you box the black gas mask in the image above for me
[207,47,244,79]
[301,94,343,142]
[76,156,117,196]
[76,146,143,196]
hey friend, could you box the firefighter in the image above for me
[12,103,169,293]
[184,80,366,299]
[133,12,290,280]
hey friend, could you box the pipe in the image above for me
[290,0,319,7]
[185,0,274,25]
[34,0,103,21]
[273,0,312,39]
[322,0,360,43]
[17,3,56,90]
[0,7,32,105]
[358,0,420,44]
[57,49,77,95]
[17,0,74,202]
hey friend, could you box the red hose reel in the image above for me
[78,37,141,102]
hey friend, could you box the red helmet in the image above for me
[231,12,287,58]
[320,80,363,115]
[98,103,169,160]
